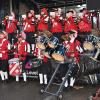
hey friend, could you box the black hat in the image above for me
[80,8,87,12]
[66,10,74,13]
[68,30,76,34]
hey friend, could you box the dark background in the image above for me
[87,0,100,10]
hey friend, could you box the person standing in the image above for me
[64,10,78,34]
[23,10,36,52]
[50,8,63,42]
[37,8,49,32]
[62,30,83,88]
[0,31,11,82]
[34,45,51,86]
[78,8,92,44]
[3,12,18,45]
[14,33,30,82]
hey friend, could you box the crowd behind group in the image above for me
[0,7,93,89]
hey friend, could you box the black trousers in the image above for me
[8,33,18,45]
[0,60,8,72]
[38,60,51,75]
[25,32,35,44]
[68,63,79,78]
[21,60,26,73]
[60,63,79,78]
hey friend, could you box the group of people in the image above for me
[0,7,92,89]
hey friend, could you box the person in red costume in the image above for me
[3,12,18,45]
[64,31,83,63]
[0,31,11,82]
[78,8,92,44]
[62,30,83,89]
[37,8,49,31]
[64,10,78,34]
[34,44,51,86]
[22,10,36,52]
[78,8,92,33]
[14,33,30,82]
[50,8,63,42]
[39,55,51,87]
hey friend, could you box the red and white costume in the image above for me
[64,16,78,34]
[78,9,92,32]
[50,15,63,33]
[0,38,10,60]
[0,34,10,82]
[14,39,30,82]
[78,15,92,32]
[3,15,18,44]
[37,8,49,31]
[34,44,50,85]
[22,12,36,51]
[63,36,83,88]
[14,40,30,60]
[3,18,18,34]
[23,17,35,33]
[63,35,83,63]
[34,44,43,59]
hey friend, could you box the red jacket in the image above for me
[14,40,29,60]
[64,40,81,62]
[3,18,18,34]
[50,16,63,33]
[0,38,10,60]
[64,17,78,33]
[34,45,43,58]
[23,18,35,33]
[78,16,92,32]
[34,45,48,63]
[37,15,49,31]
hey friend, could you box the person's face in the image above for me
[51,12,56,18]
[83,10,87,15]
[69,12,73,17]
[30,10,34,15]
[41,11,45,15]
[66,12,72,18]
[22,15,26,20]
[0,34,4,39]
[55,11,59,16]
[18,37,22,42]
[28,12,32,18]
